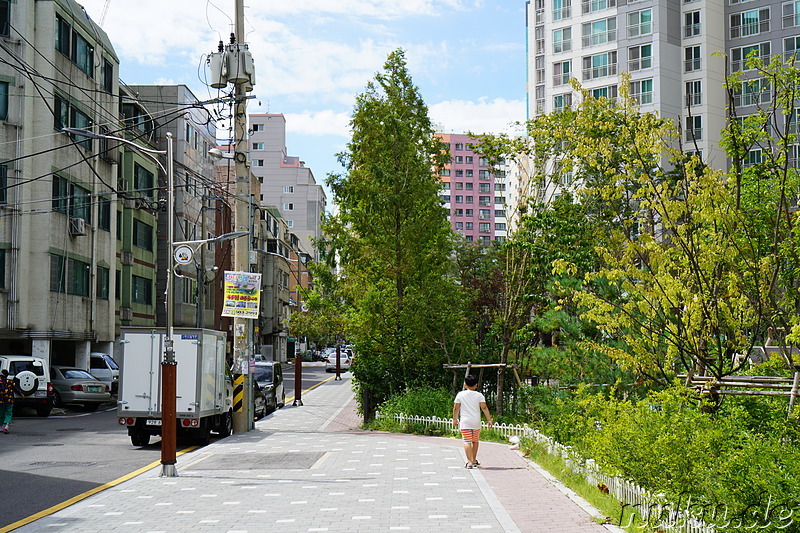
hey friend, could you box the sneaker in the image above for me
[1,428,8,434]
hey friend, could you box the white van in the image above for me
[90,353,120,394]
[0,355,53,416]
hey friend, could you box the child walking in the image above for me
[453,374,492,469]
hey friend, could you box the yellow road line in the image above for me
[284,373,337,404]
[1,446,198,533]
[4,374,341,532]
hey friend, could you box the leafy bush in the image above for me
[376,386,454,419]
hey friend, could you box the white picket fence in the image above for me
[381,412,715,533]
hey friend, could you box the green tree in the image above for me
[325,49,465,421]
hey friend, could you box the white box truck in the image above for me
[116,328,233,446]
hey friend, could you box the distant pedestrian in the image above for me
[0,369,15,433]
[453,374,492,469]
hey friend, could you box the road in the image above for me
[0,360,338,531]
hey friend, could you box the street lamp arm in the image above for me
[62,127,167,174]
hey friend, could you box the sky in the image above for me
[77,0,528,203]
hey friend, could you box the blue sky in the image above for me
[78,0,528,202]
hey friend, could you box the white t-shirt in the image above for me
[454,389,486,430]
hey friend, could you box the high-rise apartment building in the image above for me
[248,114,326,261]
[526,0,746,170]
[438,134,508,244]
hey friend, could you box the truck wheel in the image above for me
[217,411,233,437]
[131,433,150,446]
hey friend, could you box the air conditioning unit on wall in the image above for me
[68,217,87,236]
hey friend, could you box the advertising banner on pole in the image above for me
[221,271,262,319]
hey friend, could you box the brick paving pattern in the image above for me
[15,373,620,532]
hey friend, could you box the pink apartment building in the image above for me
[437,133,508,244]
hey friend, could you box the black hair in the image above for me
[464,374,478,387]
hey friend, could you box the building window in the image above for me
[478,209,491,220]
[628,9,652,37]
[440,168,451,177]
[465,182,474,190]
[582,0,615,15]
[628,44,652,71]
[466,222,474,230]
[454,209,464,216]
[465,156,474,164]
[731,8,770,37]
[479,223,491,233]
[465,196,473,204]
[630,79,653,105]
[455,169,463,177]
[785,36,800,61]
[479,170,491,179]
[744,148,764,167]
[583,51,617,80]
[97,266,109,300]
[283,186,294,193]
[455,155,463,164]
[553,0,571,20]
[553,60,571,86]
[0,81,7,121]
[453,143,463,150]
[254,159,264,166]
[441,195,450,203]
[733,78,771,106]
[495,196,504,204]
[553,27,572,53]
[253,123,264,132]
[455,182,464,190]
[684,10,701,37]
[479,196,491,207]
[784,1,800,28]
[283,203,294,210]
[686,80,702,107]
[686,115,702,141]
[466,209,474,217]
[0,1,9,37]
[132,275,152,305]
[134,163,154,198]
[54,95,93,150]
[496,223,507,231]
[455,222,463,230]
[553,93,572,112]
[56,15,94,78]
[50,254,89,296]
[495,209,506,217]
[52,175,90,221]
[685,45,701,72]
[102,58,114,93]
[253,142,264,150]
[582,17,616,47]
[0,165,5,204]
[133,219,153,252]
[591,85,618,100]
[98,196,111,231]
[465,169,473,177]
[479,183,491,193]
[731,42,770,72]
[455,195,464,203]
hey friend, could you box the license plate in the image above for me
[87,386,102,393]
[145,419,162,426]
[33,391,45,397]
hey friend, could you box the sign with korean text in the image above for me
[221,271,262,319]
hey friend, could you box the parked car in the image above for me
[0,355,54,417]
[50,366,111,411]
[252,362,285,412]
[325,349,352,373]
[89,352,120,394]
[253,380,268,420]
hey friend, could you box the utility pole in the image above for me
[231,0,252,433]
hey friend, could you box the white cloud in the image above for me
[429,97,526,135]
[283,111,352,138]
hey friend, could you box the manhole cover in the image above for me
[32,443,64,447]
[30,461,97,467]
[193,452,325,470]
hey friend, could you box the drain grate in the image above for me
[192,452,325,470]
[30,461,97,467]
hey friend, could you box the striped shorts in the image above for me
[461,428,480,443]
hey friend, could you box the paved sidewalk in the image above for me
[15,375,620,533]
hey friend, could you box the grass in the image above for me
[522,440,655,532]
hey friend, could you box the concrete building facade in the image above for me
[0,0,120,368]
[248,113,326,260]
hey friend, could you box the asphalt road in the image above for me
[0,361,338,531]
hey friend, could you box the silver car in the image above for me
[50,366,111,411]
[325,349,352,372]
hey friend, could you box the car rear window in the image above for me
[61,369,95,380]
[254,366,273,382]
[9,360,45,376]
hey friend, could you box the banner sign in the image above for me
[221,271,262,319]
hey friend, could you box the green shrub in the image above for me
[377,386,454,419]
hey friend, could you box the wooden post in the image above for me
[512,366,523,387]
